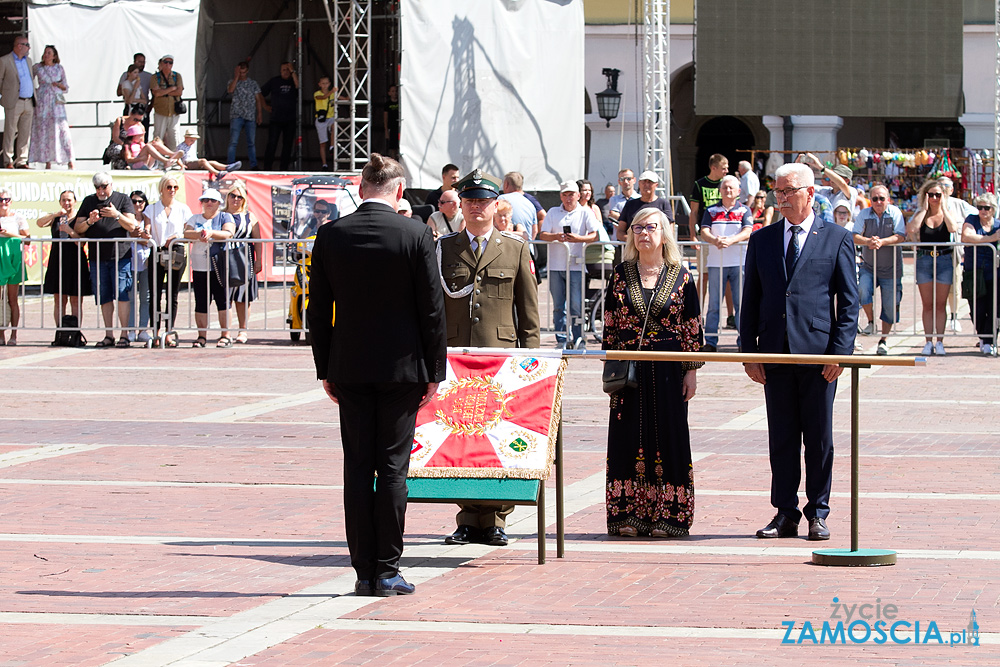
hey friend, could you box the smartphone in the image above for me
[562,225,571,234]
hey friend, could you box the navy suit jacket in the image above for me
[740,215,859,357]
[308,201,447,385]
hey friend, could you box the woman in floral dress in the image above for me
[603,208,704,537]
[29,45,75,169]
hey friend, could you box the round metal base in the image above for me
[812,548,896,567]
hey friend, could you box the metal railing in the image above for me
[1,237,996,353]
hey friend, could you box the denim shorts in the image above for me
[858,266,901,323]
[89,257,133,305]
[915,253,954,285]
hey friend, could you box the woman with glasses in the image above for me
[39,190,91,332]
[127,191,153,344]
[603,208,704,538]
[224,181,261,343]
[184,189,234,347]
[907,179,961,357]
[146,175,191,347]
[0,189,29,345]
[961,193,1000,355]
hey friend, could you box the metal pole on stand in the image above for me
[811,364,896,566]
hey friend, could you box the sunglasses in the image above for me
[131,199,145,205]
[162,60,173,64]
[978,205,994,211]
[228,193,244,199]
[165,185,179,191]
[0,197,10,203]
[870,196,886,202]
[314,209,328,215]
[927,193,942,199]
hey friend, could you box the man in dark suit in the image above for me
[740,161,859,542]
[437,169,540,547]
[309,153,447,596]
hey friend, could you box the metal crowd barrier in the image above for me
[3,236,997,352]
[525,237,998,354]
[4,237,312,346]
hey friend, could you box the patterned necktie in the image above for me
[474,235,486,261]
[785,225,801,279]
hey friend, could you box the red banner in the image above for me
[410,352,566,479]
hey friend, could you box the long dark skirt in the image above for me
[606,358,694,536]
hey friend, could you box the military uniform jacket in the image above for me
[438,230,540,348]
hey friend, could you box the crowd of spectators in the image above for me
[402,156,998,356]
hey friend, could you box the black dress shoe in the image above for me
[480,526,508,546]
[445,525,478,545]
[355,579,375,596]
[756,513,799,538]
[808,517,830,541]
[375,574,415,596]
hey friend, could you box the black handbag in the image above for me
[227,242,249,287]
[174,99,187,114]
[602,264,678,395]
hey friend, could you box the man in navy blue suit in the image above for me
[740,161,859,541]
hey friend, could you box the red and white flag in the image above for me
[411,352,566,479]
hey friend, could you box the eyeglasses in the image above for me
[978,205,994,211]
[773,186,807,198]
[927,192,942,199]
[631,223,659,235]
[619,176,634,182]
[165,185,179,191]
[0,197,10,203]
[870,196,886,202]
[227,193,243,199]
[754,194,766,199]
[95,184,110,189]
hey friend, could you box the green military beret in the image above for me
[455,168,501,200]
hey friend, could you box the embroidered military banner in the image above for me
[410,352,566,479]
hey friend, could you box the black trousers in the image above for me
[762,364,837,522]
[149,262,184,333]
[336,381,424,580]
[263,120,296,170]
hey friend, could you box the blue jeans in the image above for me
[549,270,583,343]
[127,266,150,330]
[705,265,741,346]
[228,117,257,168]
[858,265,902,323]
[90,256,133,306]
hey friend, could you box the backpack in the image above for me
[52,314,87,347]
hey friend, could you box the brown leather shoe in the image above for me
[808,517,830,541]
[756,513,799,538]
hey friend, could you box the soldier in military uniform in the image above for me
[437,169,541,547]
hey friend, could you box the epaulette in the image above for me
[500,230,526,243]
[438,231,460,240]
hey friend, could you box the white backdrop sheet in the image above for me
[26,0,198,167]
[400,0,584,191]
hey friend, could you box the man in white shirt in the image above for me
[427,189,464,237]
[737,161,760,206]
[699,175,752,351]
[538,181,599,348]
